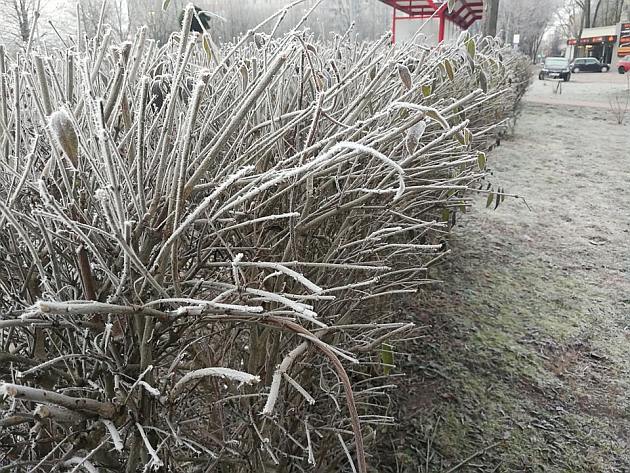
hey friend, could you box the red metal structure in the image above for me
[378,0,484,43]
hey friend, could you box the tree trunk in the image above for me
[483,0,500,37]
[531,34,544,61]
[592,0,602,27]
[583,0,591,29]
[14,0,30,43]
[614,0,625,23]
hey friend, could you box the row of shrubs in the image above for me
[0,5,531,472]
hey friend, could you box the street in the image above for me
[527,67,630,108]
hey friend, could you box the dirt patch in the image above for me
[375,81,630,472]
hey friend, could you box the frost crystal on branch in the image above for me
[0,13,530,473]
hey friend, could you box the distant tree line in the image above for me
[557,0,629,42]
[496,0,562,60]
[0,0,398,52]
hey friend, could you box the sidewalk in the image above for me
[524,71,629,109]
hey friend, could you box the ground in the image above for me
[377,70,630,472]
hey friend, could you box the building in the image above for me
[566,22,630,63]
[377,0,484,44]
[619,22,630,57]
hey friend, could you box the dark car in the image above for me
[539,57,571,81]
[618,57,630,74]
[571,57,610,73]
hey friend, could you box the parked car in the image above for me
[539,57,571,81]
[618,57,630,74]
[571,57,610,73]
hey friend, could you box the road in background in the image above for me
[527,69,629,108]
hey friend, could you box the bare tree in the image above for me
[127,0,185,44]
[579,0,591,29]
[591,0,627,26]
[557,0,584,40]
[498,0,562,59]
[484,0,501,36]
[332,0,359,32]
[0,0,40,45]
[170,0,388,43]
[71,0,129,41]
[558,0,627,43]
[547,25,565,55]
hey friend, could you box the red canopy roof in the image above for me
[378,0,484,29]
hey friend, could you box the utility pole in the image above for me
[483,0,500,37]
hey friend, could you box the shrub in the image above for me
[0,6,530,472]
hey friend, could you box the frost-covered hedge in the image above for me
[0,6,530,472]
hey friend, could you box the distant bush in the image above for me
[609,75,630,124]
[0,6,530,472]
